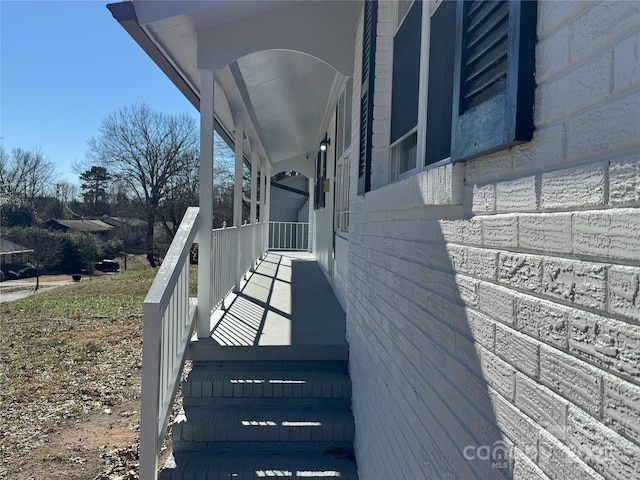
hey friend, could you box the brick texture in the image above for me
[344,2,640,479]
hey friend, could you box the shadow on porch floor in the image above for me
[189,252,348,362]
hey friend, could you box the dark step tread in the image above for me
[160,450,358,480]
[188,343,350,362]
[184,368,352,400]
[192,360,348,370]
[173,406,355,443]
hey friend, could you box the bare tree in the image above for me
[88,104,199,267]
[0,145,56,200]
[158,156,199,238]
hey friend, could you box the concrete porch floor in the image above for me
[189,252,349,361]
[166,253,358,479]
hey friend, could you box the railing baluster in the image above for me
[267,221,310,251]
[140,214,270,479]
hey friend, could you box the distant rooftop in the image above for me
[0,238,33,255]
[52,219,115,233]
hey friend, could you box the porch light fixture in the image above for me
[319,134,330,152]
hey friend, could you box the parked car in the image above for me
[94,259,120,272]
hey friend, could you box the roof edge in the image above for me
[106,1,200,110]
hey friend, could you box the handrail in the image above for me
[139,212,268,479]
[139,207,199,480]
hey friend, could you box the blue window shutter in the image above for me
[358,0,377,195]
[451,0,537,162]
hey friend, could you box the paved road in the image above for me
[0,280,74,303]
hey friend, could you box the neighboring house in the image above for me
[49,217,147,248]
[48,219,115,240]
[0,238,33,267]
[101,216,147,249]
[110,1,640,479]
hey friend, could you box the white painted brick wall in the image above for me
[566,406,640,480]
[345,2,640,479]
[495,175,537,212]
[609,153,640,206]
[518,213,572,253]
[540,163,606,210]
[603,373,640,444]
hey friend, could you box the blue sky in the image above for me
[1,0,198,184]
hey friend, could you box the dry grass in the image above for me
[0,256,167,479]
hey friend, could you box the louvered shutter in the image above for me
[451,0,537,161]
[358,0,377,196]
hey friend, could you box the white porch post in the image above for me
[233,113,244,227]
[250,145,258,269]
[250,146,258,224]
[234,113,244,291]
[262,164,268,251]
[197,69,215,339]
[265,164,272,224]
[261,166,267,221]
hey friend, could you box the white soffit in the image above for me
[128,0,359,168]
[237,50,340,165]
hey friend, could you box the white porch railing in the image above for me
[140,207,199,480]
[269,221,309,251]
[211,221,268,308]
[139,209,268,479]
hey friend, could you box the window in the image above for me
[336,79,353,158]
[334,158,350,232]
[390,0,422,181]
[335,80,352,231]
[391,131,418,182]
[450,0,537,161]
[425,0,456,166]
[357,0,377,196]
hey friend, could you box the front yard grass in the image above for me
[0,258,197,479]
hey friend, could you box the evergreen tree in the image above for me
[79,166,111,215]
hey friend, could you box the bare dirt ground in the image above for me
[0,261,192,479]
[1,315,144,479]
[0,315,186,480]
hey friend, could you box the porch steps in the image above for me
[188,341,350,362]
[159,360,359,480]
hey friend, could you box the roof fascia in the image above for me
[106,2,200,110]
[106,2,254,166]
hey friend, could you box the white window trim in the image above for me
[335,149,352,234]
[387,0,421,187]
[363,0,463,212]
[389,127,418,183]
[393,0,415,34]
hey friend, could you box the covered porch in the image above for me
[137,208,354,478]
[107,1,361,477]
[193,251,348,356]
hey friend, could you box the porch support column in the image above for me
[265,163,272,224]
[233,113,244,227]
[233,113,244,291]
[197,68,215,338]
[262,163,268,253]
[250,145,258,270]
[261,165,267,220]
[250,146,258,224]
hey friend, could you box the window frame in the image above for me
[388,0,422,185]
[424,0,456,167]
[390,128,418,183]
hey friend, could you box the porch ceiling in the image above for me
[107,1,361,175]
